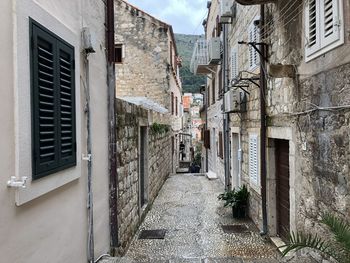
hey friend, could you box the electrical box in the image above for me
[82,27,96,53]
[224,89,246,113]
[220,0,234,23]
[208,37,221,64]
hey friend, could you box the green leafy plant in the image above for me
[218,185,250,218]
[280,213,350,263]
[150,123,170,134]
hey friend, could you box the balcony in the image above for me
[190,38,221,75]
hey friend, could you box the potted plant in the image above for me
[218,185,250,219]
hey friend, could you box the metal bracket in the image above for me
[7,176,28,189]
[238,41,268,62]
[82,154,92,162]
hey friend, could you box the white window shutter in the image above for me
[249,134,258,185]
[320,0,341,48]
[230,46,238,80]
[305,0,321,57]
[248,24,254,68]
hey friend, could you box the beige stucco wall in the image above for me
[0,0,110,262]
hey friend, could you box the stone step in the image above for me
[98,257,280,263]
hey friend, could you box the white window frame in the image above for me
[230,46,239,81]
[249,134,259,187]
[248,17,260,70]
[305,0,344,62]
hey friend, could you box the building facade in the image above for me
[193,0,350,253]
[0,0,113,262]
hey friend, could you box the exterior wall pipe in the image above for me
[106,0,119,254]
[223,24,231,190]
[259,4,268,235]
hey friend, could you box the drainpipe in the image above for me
[259,4,268,235]
[83,55,94,263]
[222,24,231,190]
[106,0,119,254]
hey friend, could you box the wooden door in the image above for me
[275,139,290,241]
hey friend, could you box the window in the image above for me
[218,131,223,159]
[175,96,178,116]
[114,44,123,63]
[211,77,216,105]
[305,0,343,61]
[171,92,174,114]
[248,19,260,69]
[30,19,76,179]
[249,134,258,185]
[218,68,223,99]
[230,46,238,81]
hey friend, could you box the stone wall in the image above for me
[115,98,172,254]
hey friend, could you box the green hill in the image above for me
[175,34,206,94]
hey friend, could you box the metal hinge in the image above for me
[82,153,92,162]
[7,176,28,189]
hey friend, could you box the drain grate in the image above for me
[221,224,249,234]
[138,229,167,239]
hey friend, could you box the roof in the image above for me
[118,0,178,55]
[118,96,169,114]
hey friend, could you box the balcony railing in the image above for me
[190,39,210,75]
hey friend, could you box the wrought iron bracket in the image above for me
[238,41,268,62]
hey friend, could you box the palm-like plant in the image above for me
[280,213,350,263]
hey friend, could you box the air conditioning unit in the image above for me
[224,89,246,113]
[208,37,221,64]
[220,0,234,23]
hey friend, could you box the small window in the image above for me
[171,92,174,115]
[218,131,223,159]
[30,19,76,179]
[114,44,123,63]
[248,18,260,69]
[249,134,259,185]
[175,96,178,116]
[305,0,343,61]
[211,77,216,105]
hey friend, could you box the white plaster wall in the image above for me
[0,0,110,262]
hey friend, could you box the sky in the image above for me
[125,0,207,35]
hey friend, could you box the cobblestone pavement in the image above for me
[101,173,288,262]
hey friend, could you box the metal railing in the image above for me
[190,39,209,74]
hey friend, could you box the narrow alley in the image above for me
[101,173,280,262]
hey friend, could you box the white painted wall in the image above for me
[0,0,110,262]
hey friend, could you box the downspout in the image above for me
[106,0,119,254]
[205,89,208,172]
[83,55,94,263]
[259,4,268,235]
[223,24,231,190]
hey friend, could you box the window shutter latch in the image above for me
[82,153,92,162]
[7,176,28,189]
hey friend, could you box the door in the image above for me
[275,139,290,241]
[231,133,239,188]
[140,126,148,207]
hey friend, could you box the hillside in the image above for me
[175,34,206,94]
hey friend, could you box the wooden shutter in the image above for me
[175,96,178,115]
[32,24,58,177]
[249,134,258,185]
[31,19,76,179]
[171,92,174,115]
[204,130,210,149]
[305,0,321,56]
[212,77,216,104]
[58,42,76,167]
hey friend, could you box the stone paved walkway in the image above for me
[101,173,286,262]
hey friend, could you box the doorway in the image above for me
[275,139,290,241]
[139,126,148,208]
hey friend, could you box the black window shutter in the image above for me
[57,42,76,167]
[31,19,76,179]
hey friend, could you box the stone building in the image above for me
[193,0,350,255]
[112,0,183,253]
[114,0,183,172]
[0,0,115,262]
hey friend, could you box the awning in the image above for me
[118,96,169,114]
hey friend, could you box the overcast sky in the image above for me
[125,0,207,35]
